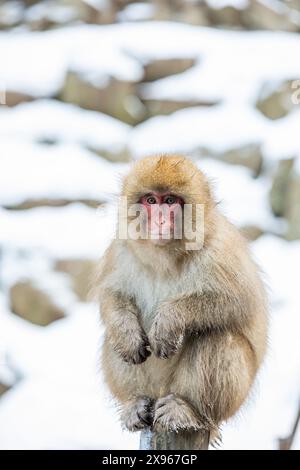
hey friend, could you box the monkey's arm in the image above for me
[175,290,250,331]
[100,289,150,364]
[149,289,252,359]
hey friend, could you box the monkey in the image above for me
[97,155,268,448]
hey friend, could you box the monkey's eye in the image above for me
[164,195,177,205]
[146,195,157,205]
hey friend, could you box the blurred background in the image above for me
[0,0,300,450]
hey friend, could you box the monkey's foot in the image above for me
[153,394,213,433]
[122,397,154,432]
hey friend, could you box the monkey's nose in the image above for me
[156,219,166,226]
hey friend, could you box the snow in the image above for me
[263,109,300,161]
[117,3,156,22]
[222,236,300,450]
[1,15,300,451]
[129,105,268,157]
[0,21,298,167]
[0,148,293,451]
[0,99,130,154]
[0,25,143,97]
[197,159,273,229]
[0,33,67,97]
[2,22,300,99]
[0,1,24,26]
[0,140,127,206]
[206,0,249,9]
[137,27,300,105]
[1,233,300,449]
[0,301,138,450]
[0,204,115,259]
[84,0,109,9]
[129,104,300,162]
[25,2,78,24]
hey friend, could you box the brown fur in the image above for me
[97,155,268,448]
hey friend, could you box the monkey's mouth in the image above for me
[149,228,173,239]
[148,230,175,245]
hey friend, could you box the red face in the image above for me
[140,192,184,243]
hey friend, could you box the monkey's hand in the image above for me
[149,305,184,359]
[110,323,151,365]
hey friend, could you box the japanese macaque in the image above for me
[97,155,268,448]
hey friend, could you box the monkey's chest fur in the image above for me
[119,248,203,333]
[130,274,176,332]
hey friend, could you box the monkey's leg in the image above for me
[102,341,156,431]
[102,338,147,398]
[122,397,154,431]
[170,332,256,437]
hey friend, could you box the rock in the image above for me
[4,198,104,211]
[60,71,143,125]
[269,158,294,217]
[256,80,297,120]
[55,259,97,302]
[178,2,210,26]
[24,1,40,5]
[2,91,34,107]
[242,0,300,31]
[10,281,65,326]
[241,225,264,241]
[25,0,116,31]
[218,144,263,177]
[193,144,263,176]
[112,0,138,9]
[69,0,116,25]
[269,157,300,240]
[152,0,245,26]
[140,98,217,118]
[143,58,196,82]
[0,382,10,397]
[205,4,244,28]
[283,0,300,10]
[286,169,300,240]
[151,0,178,21]
[152,0,209,25]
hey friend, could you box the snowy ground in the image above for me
[1,18,300,450]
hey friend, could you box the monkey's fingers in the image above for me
[133,344,152,364]
[150,332,184,359]
[120,341,151,365]
[113,329,151,365]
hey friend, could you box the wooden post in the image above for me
[140,428,210,450]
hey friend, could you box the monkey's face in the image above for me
[120,155,214,249]
[139,192,184,245]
